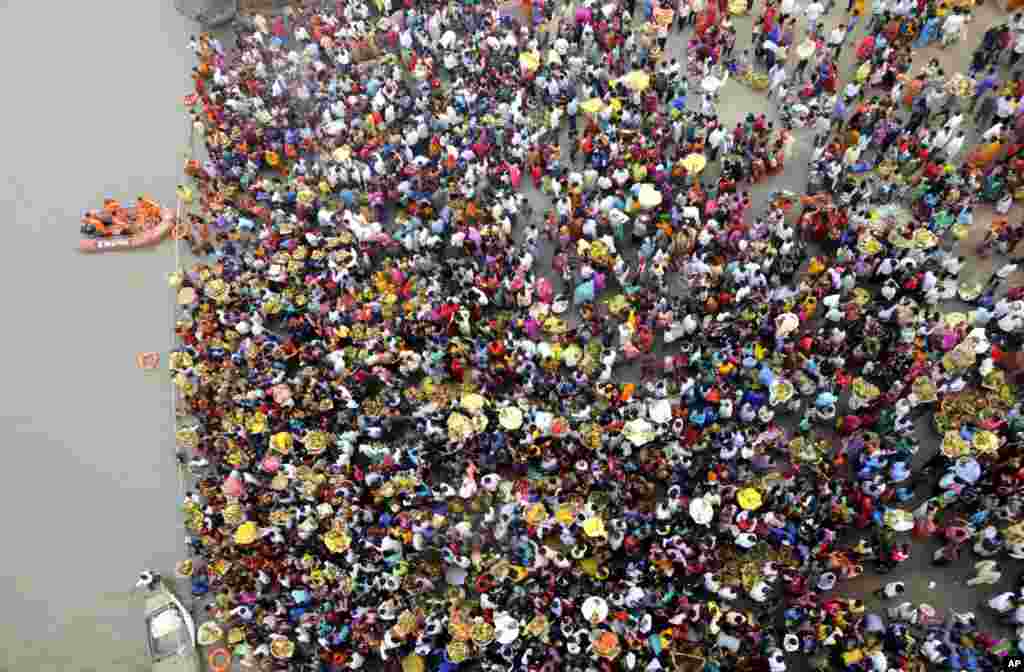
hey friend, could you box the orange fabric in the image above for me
[85,215,109,235]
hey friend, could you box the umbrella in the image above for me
[499,406,524,430]
[913,229,938,249]
[574,279,596,304]
[582,517,607,538]
[519,51,540,72]
[198,622,224,646]
[623,418,656,446]
[955,457,982,483]
[494,614,521,645]
[973,430,999,456]
[737,487,763,511]
[884,509,914,532]
[690,497,714,525]
[461,393,486,413]
[533,411,553,434]
[858,234,883,255]
[582,596,609,624]
[941,431,970,459]
[177,287,198,305]
[637,184,663,209]
[619,70,651,91]
[580,97,605,114]
[448,412,474,441]
[775,312,799,337]
[609,207,629,224]
[649,398,673,424]
[701,75,724,93]
[235,521,260,545]
[681,153,707,174]
[770,380,795,406]
[607,294,630,314]
[968,328,991,354]
[816,391,838,408]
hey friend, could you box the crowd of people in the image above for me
[161,0,1024,669]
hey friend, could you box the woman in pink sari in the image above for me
[506,162,522,189]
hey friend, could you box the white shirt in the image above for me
[750,580,771,601]
[943,13,964,34]
[882,582,905,598]
[894,602,916,621]
[989,592,1016,612]
[1000,314,1022,332]
[736,532,758,549]
[984,123,1005,141]
[805,2,824,21]
[944,135,965,157]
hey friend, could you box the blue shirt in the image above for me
[977,75,998,97]
[832,99,847,121]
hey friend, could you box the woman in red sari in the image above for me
[761,3,777,33]
[696,4,718,38]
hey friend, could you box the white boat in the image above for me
[137,571,201,672]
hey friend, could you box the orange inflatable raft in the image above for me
[78,197,175,253]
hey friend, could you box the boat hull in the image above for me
[79,208,175,253]
[143,581,199,672]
